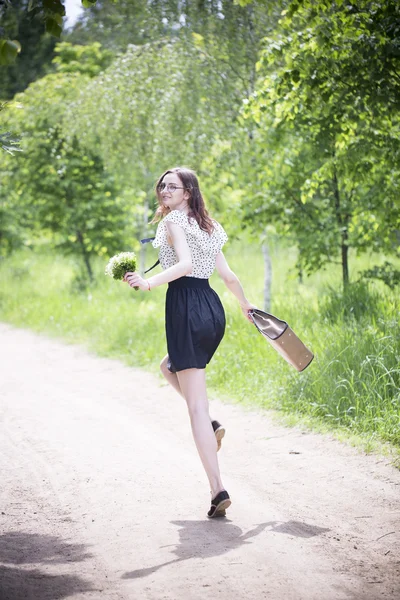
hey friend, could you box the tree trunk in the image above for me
[341,229,349,287]
[332,164,350,288]
[297,247,303,284]
[76,229,93,281]
[262,241,272,312]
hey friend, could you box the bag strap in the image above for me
[140,237,160,274]
[249,308,288,341]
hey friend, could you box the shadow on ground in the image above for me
[122,519,330,579]
[0,565,95,600]
[0,532,93,565]
[0,532,95,600]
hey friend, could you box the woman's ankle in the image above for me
[210,486,226,499]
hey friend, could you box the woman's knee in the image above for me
[160,356,168,375]
[186,396,209,421]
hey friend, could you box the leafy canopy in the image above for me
[243,0,400,285]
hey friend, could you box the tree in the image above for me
[0,43,130,276]
[65,1,284,280]
[0,101,21,152]
[0,0,99,65]
[51,40,113,76]
[0,0,57,97]
[244,0,400,286]
[64,37,247,269]
[69,0,278,67]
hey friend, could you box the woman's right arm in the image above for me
[124,222,192,291]
[215,252,256,321]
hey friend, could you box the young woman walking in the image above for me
[124,167,255,518]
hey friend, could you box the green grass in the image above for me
[0,243,399,456]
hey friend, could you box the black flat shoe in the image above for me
[211,420,225,452]
[207,490,231,518]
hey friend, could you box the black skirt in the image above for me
[165,277,226,373]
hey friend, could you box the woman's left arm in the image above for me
[215,251,257,321]
[124,222,192,291]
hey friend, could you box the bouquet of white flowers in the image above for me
[105,252,137,281]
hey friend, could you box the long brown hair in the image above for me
[152,167,214,234]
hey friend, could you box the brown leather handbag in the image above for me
[249,308,314,372]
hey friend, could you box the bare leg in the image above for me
[160,355,217,421]
[176,368,225,498]
[160,355,182,396]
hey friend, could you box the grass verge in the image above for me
[0,243,399,459]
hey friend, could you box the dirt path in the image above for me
[0,322,399,600]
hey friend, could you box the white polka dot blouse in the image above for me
[152,210,228,279]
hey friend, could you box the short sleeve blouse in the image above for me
[152,210,228,279]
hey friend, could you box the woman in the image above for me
[124,167,255,518]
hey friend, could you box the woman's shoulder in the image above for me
[152,211,189,248]
[163,210,189,227]
[211,217,224,229]
[163,211,225,233]
[211,218,228,239]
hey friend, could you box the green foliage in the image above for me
[52,41,114,76]
[1,0,399,452]
[0,0,85,66]
[105,251,137,280]
[0,103,22,153]
[284,319,400,446]
[0,243,399,449]
[66,39,240,184]
[244,0,400,286]
[0,58,132,274]
[63,2,283,239]
[0,1,57,92]
[0,200,25,258]
[320,281,382,324]
[0,38,21,64]
[0,128,21,153]
[68,0,278,72]
[362,261,400,290]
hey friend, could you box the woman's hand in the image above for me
[123,271,149,291]
[240,301,258,322]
